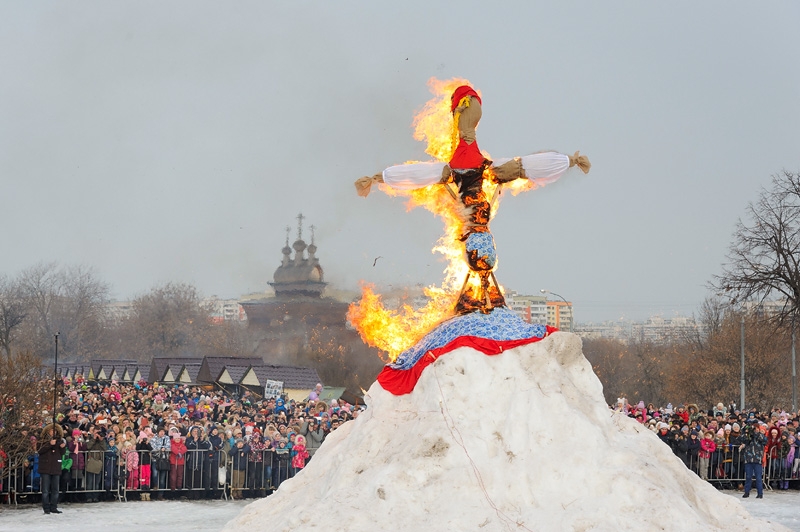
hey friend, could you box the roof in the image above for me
[90,359,137,375]
[197,356,263,384]
[182,363,202,383]
[250,364,320,390]
[225,365,249,384]
[151,357,204,383]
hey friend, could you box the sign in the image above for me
[264,380,284,399]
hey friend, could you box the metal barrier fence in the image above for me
[1,448,298,506]
[4,445,797,505]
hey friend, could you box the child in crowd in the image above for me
[698,431,716,481]
[230,438,249,499]
[291,435,309,474]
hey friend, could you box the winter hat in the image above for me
[716,429,725,438]
[235,438,244,445]
[724,424,732,431]
[72,428,81,437]
[733,423,741,431]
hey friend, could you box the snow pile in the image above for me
[224,333,788,532]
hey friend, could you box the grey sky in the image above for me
[1,2,798,323]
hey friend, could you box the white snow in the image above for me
[0,499,251,531]
[223,332,791,532]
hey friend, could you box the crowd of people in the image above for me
[0,378,362,514]
[614,399,799,498]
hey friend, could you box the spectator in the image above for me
[230,438,249,500]
[67,429,86,496]
[84,426,106,502]
[291,435,309,474]
[698,430,716,481]
[136,431,152,500]
[169,434,186,495]
[37,424,66,514]
[300,418,325,458]
[740,422,767,498]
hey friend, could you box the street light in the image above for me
[540,289,572,333]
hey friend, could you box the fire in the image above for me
[349,77,517,361]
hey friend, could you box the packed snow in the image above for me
[223,332,790,532]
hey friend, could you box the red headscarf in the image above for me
[450,85,481,112]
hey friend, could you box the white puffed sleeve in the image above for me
[382,162,446,190]
[494,152,570,187]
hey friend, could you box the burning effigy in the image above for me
[351,78,590,395]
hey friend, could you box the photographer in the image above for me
[739,421,767,498]
[38,424,66,514]
[299,417,325,458]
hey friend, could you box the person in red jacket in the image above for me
[38,424,66,514]
[698,430,717,481]
[169,434,187,494]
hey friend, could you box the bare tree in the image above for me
[0,350,52,473]
[17,262,109,361]
[114,282,215,360]
[0,275,27,356]
[712,170,800,326]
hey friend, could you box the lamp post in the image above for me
[52,333,60,427]
[740,314,745,412]
[540,289,572,332]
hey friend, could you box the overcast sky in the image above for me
[1,2,798,323]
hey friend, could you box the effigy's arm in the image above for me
[492,151,590,187]
[355,161,449,197]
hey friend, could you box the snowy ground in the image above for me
[0,499,250,531]
[0,492,798,531]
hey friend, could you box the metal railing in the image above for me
[1,448,300,506]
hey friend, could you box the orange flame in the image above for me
[349,78,515,361]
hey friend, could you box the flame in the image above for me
[349,77,512,361]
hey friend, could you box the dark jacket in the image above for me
[38,424,66,476]
[742,428,767,464]
[231,445,250,471]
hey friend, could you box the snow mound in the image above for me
[224,333,789,532]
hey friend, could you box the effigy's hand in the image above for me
[568,151,591,174]
[354,173,384,197]
[439,164,452,184]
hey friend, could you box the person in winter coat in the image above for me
[656,423,673,450]
[686,431,700,473]
[185,426,210,499]
[121,440,139,492]
[68,428,86,494]
[291,435,309,473]
[765,427,784,489]
[247,431,268,495]
[58,438,72,504]
[230,438,250,499]
[204,426,224,499]
[135,432,152,499]
[782,434,796,490]
[149,427,171,497]
[84,426,107,502]
[273,439,291,488]
[103,434,120,495]
[169,434,187,493]
[672,426,690,466]
[698,430,717,481]
[740,422,768,498]
[728,423,745,487]
[300,418,325,458]
[37,424,66,514]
